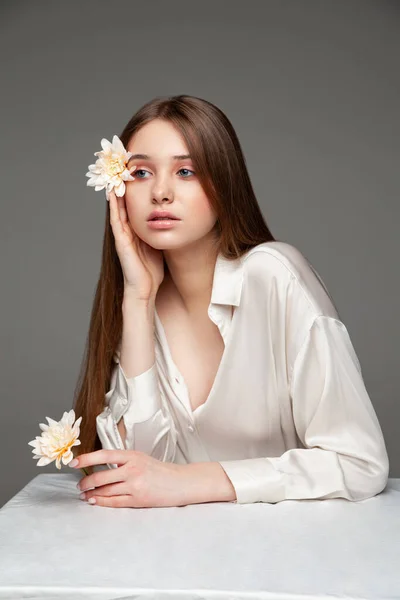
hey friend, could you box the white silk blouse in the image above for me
[95,241,390,504]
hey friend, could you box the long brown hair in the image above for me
[72,95,277,469]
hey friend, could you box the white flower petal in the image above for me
[87,171,101,181]
[100,138,113,152]
[62,450,73,464]
[86,169,100,177]
[115,180,125,196]
[121,169,135,181]
[89,163,102,173]
[72,420,82,436]
[89,174,103,183]
[66,410,75,426]
[37,456,53,467]
[59,413,69,427]
[111,135,125,154]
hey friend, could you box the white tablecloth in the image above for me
[0,473,399,600]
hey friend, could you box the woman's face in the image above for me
[124,119,218,250]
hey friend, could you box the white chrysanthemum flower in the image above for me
[28,409,83,470]
[85,134,136,197]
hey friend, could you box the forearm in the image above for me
[120,290,156,378]
[179,462,237,505]
[117,291,156,446]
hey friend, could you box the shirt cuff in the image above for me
[218,458,287,504]
[108,361,162,424]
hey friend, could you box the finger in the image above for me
[78,465,126,492]
[83,481,128,498]
[118,194,129,225]
[70,449,130,470]
[85,495,133,508]
[108,190,124,236]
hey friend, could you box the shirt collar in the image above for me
[210,251,245,307]
[114,252,245,364]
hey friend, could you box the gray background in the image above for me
[0,0,398,508]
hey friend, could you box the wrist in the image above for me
[122,290,156,312]
[179,462,237,504]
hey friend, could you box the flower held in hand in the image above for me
[86,134,136,197]
[28,409,88,475]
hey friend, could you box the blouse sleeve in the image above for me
[218,315,389,504]
[96,357,177,467]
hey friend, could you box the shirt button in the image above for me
[121,398,128,406]
[188,424,194,432]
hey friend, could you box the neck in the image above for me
[162,235,219,315]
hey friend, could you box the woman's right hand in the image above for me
[107,188,165,301]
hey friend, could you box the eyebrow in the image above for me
[127,153,192,163]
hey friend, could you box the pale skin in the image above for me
[72,450,236,507]
[75,119,236,507]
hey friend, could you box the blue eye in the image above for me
[131,168,195,179]
[132,169,149,178]
[177,168,195,177]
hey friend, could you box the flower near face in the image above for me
[85,135,136,197]
[28,409,88,475]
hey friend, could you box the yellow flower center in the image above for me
[55,439,74,460]
[107,156,125,176]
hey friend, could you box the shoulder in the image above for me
[242,241,340,319]
[243,241,311,279]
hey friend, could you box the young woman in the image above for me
[72,95,389,508]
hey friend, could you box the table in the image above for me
[0,473,399,600]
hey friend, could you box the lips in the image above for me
[147,211,180,221]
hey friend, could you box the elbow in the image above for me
[339,449,390,501]
[370,452,390,496]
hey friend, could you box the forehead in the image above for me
[126,119,188,156]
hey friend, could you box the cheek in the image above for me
[123,198,140,228]
[191,194,216,222]
[124,186,135,206]
[124,189,142,217]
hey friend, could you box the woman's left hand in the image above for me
[72,449,187,508]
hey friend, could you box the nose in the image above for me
[151,174,173,204]
[153,196,172,204]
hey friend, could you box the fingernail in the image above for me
[88,498,96,504]
[69,459,79,467]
